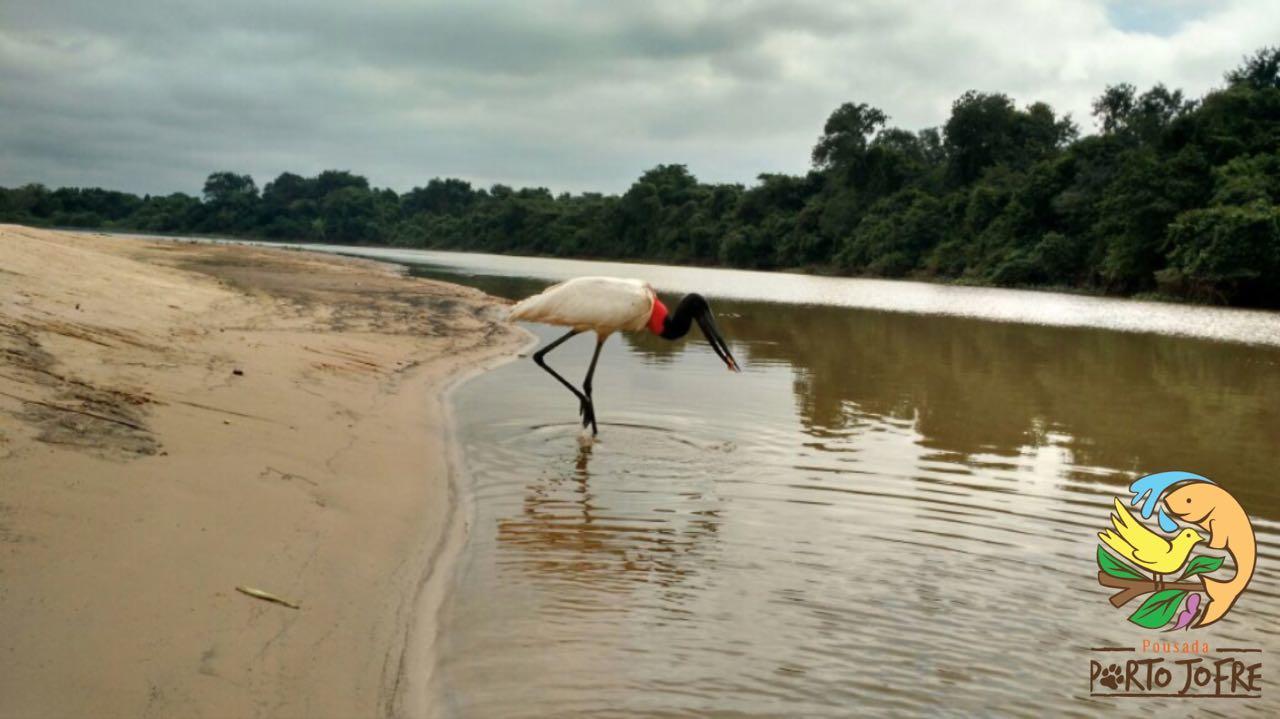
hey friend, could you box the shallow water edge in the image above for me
[391,327,539,719]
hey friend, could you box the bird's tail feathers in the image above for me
[508,296,536,322]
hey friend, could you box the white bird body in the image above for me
[509,276,657,335]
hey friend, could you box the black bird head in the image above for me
[649,293,740,372]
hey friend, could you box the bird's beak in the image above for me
[695,307,740,373]
[1197,532,1209,543]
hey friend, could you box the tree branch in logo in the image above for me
[1096,545,1224,628]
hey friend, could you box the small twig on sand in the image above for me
[235,585,301,610]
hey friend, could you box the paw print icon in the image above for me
[1099,664,1123,690]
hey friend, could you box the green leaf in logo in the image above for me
[1181,555,1225,579]
[1098,546,1144,580]
[1129,589,1188,629]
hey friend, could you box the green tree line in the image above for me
[3,48,1278,306]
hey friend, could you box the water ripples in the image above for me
[431,289,1280,717]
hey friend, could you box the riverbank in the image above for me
[2,222,1234,310]
[0,225,527,717]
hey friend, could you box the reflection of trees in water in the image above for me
[495,446,720,592]
[630,298,1280,511]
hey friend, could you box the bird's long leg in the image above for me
[532,329,591,422]
[580,335,606,435]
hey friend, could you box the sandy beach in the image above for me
[0,226,527,718]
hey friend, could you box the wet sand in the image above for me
[0,225,527,718]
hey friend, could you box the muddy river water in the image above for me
[319,246,1280,716]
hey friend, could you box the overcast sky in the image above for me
[2,1,1276,196]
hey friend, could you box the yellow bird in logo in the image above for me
[1099,499,1206,586]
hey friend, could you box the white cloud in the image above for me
[1,0,1275,196]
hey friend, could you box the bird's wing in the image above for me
[1111,496,1162,545]
[1099,530,1140,565]
[1111,498,1167,556]
[509,277,652,332]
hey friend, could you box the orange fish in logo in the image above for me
[1163,484,1256,627]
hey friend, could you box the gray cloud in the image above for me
[2,0,1276,196]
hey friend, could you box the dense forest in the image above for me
[3,48,1278,307]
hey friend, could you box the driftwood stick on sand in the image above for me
[235,585,301,610]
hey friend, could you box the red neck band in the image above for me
[647,298,669,335]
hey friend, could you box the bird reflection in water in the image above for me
[494,432,721,594]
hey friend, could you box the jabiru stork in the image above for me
[509,277,740,435]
